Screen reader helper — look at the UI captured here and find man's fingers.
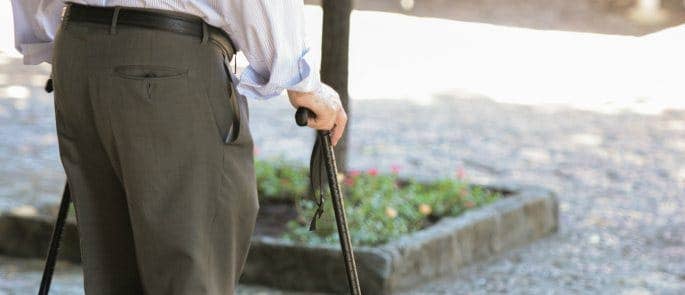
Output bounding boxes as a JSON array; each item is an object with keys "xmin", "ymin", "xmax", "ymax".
[
  {"xmin": 302, "ymin": 107, "xmax": 346, "ymax": 146},
  {"xmin": 331, "ymin": 126, "xmax": 340, "ymax": 146},
  {"xmin": 331, "ymin": 111, "xmax": 347, "ymax": 146},
  {"xmin": 307, "ymin": 117, "xmax": 319, "ymax": 129},
  {"xmin": 307, "ymin": 115, "xmax": 336, "ymax": 131}
]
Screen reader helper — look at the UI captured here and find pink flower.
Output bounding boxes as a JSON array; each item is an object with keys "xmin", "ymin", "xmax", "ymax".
[
  {"xmin": 345, "ymin": 170, "xmax": 361, "ymax": 187},
  {"xmin": 253, "ymin": 146, "xmax": 260, "ymax": 156},
  {"xmin": 348, "ymin": 170, "xmax": 361, "ymax": 178},
  {"xmin": 459, "ymin": 187, "xmax": 468, "ymax": 198},
  {"xmin": 344, "ymin": 177, "xmax": 356, "ymax": 187},
  {"xmin": 367, "ymin": 168, "xmax": 379, "ymax": 176},
  {"xmin": 391, "ymin": 164, "xmax": 401, "ymax": 174},
  {"xmin": 455, "ymin": 166, "xmax": 466, "ymax": 180}
]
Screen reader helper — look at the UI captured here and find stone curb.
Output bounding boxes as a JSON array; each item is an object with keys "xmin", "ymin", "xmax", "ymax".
[
  {"xmin": 241, "ymin": 183, "xmax": 558, "ymax": 294},
  {"xmin": 0, "ymin": 183, "xmax": 558, "ymax": 294},
  {"xmin": 0, "ymin": 213, "xmax": 80, "ymax": 263}
]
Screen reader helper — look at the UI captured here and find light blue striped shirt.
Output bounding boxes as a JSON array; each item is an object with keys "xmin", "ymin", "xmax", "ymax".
[{"xmin": 10, "ymin": 0, "xmax": 321, "ymax": 100}]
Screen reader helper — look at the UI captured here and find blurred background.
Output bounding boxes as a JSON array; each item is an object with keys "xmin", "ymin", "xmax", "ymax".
[{"xmin": 1, "ymin": 0, "xmax": 684, "ymax": 294}]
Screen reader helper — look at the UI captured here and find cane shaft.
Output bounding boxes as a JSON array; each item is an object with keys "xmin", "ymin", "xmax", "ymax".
[
  {"xmin": 38, "ymin": 182, "xmax": 71, "ymax": 295},
  {"xmin": 320, "ymin": 131, "xmax": 362, "ymax": 295}
]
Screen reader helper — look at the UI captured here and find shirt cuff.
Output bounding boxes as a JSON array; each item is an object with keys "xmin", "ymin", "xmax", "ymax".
[
  {"xmin": 19, "ymin": 42, "xmax": 54, "ymax": 65},
  {"xmin": 236, "ymin": 48, "xmax": 321, "ymax": 100}
]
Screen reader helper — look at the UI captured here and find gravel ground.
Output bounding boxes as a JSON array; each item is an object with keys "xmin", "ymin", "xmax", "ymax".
[
  {"xmin": 1, "ymin": 53, "xmax": 684, "ymax": 294},
  {"xmin": 0, "ymin": 256, "xmax": 298, "ymax": 295},
  {"xmin": 304, "ymin": 0, "xmax": 685, "ymax": 36}
]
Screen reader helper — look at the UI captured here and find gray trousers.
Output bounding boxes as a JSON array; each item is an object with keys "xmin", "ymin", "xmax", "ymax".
[{"xmin": 51, "ymin": 8, "xmax": 259, "ymax": 295}]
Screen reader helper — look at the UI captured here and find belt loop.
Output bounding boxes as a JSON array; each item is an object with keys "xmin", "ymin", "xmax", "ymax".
[
  {"xmin": 201, "ymin": 22, "xmax": 209, "ymax": 45},
  {"xmin": 110, "ymin": 6, "xmax": 122, "ymax": 35}
]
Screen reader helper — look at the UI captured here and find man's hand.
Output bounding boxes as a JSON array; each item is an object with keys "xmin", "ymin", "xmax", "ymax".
[{"xmin": 287, "ymin": 83, "xmax": 348, "ymax": 146}]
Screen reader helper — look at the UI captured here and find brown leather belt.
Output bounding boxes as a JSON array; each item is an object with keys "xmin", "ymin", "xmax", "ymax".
[{"xmin": 62, "ymin": 2, "xmax": 236, "ymax": 56}]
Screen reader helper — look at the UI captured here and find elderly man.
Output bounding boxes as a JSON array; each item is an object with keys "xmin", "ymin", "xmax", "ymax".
[{"xmin": 10, "ymin": 1, "xmax": 347, "ymax": 294}]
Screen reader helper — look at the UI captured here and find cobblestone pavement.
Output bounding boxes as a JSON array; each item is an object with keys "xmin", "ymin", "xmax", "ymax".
[
  {"xmin": 1, "ymin": 53, "xmax": 684, "ymax": 294},
  {"xmin": 0, "ymin": 256, "xmax": 298, "ymax": 295}
]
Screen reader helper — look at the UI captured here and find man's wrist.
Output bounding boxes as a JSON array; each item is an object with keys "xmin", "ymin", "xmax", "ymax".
[
  {"xmin": 287, "ymin": 82, "xmax": 323, "ymax": 104},
  {"xmin": 287, "ymin": 83, "xmax": 342, "ymax": 112}
]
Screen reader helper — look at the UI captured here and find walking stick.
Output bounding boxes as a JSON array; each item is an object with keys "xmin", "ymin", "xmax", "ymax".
[
  {"xmin": 295, "ymin": 107, "xmax": 362, "ymax": 295},
  {"xmin": 37, "ymin": 77, "xmax": 74, "ymax": 295},
  {"xmin": 38, "ymin": 182, "xmax": 71, "ymax": 295}
]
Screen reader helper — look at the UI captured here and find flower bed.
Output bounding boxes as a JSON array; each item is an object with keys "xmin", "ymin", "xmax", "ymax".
[
  {"xmin": 244, "ymin": 158, "xmax": 557, "ymax": 293},
  {"xmin": 255, "ymin": 157, "xmax": 502, "ymax": 246}
]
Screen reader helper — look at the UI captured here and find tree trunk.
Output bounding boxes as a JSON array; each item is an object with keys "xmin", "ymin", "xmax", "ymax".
[{"xmin": 321, "ymin": 0, "xmax": 352, "ymax": 173}]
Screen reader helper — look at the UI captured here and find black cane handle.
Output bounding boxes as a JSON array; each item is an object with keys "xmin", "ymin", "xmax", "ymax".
[{"xmin": 295, "ymin": 107, "xmax": 314, "ymax": 127}]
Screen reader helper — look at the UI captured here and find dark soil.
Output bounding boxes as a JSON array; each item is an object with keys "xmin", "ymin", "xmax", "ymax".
[{"xmin": 253, "ymin": 199, "xmax": 300, "ymax": 237}]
